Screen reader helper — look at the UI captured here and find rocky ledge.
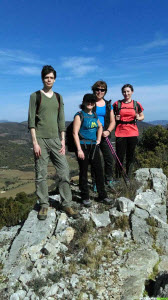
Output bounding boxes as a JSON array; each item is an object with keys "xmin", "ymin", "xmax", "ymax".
[{"xmin": 0, "ymin": 168, "xmax": 168, "ymax": 300}]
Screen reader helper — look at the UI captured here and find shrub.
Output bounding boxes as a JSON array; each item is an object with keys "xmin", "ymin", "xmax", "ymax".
[
  {"xmin": 0, "ymin": 192, "xmax": 36, "ymax": 229},
  {"xmin": 136, "ymin": 125, "xmax": 168, "ymax": 177}
]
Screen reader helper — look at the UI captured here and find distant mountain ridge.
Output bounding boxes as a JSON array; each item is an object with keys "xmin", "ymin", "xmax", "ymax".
[
  {"xmin": 0, "ymin": 120, "xmax": 10, "ymax": 123},
  {"xmin": 148, "ymin": 120, "xmax": 168, "ymax": 126},
  {"xmin": 1, "ymin": 119, "xmax": 168, "ymax": 126},
  {"xmin": 0, "ymin": 120, "xmax": 154, "ymax": 142}
]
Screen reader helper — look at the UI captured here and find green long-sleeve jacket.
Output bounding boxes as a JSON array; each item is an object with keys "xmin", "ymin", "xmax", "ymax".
[{"xmin": 28, "ymin": 91, "xmax": 66, "ymax": 138}]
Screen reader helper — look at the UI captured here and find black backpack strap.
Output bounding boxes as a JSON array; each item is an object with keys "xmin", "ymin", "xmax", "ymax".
[
  {"xmin": 106, "ymin": 99, "xmax": 112, "ymax": 110},
  {"xmin": 133, "ymin": 100, "xmax": 137, "ymax": 113},
  {"xmin": 117, "ymin": 100, "xmax": 122, "ymax": 115},
  {"xmin": 54, "ymin": 92, "xmax": 60, "ymax": 110},
  {"xmin": 78, "ymin": 111, "xmax": 84, "ymax": 126},
  {"xmin": 93, "ymin": 111, "xmax": 98, "ymax": 119},
  {"xmin": 35, "ymin": 90, "xmax": 41, "ymax": 115}
]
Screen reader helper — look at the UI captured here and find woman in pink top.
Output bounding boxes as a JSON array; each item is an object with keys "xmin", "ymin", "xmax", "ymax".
[{"xmin": 113, "ymin": 84, "xmax": 144, "ymax": 178}]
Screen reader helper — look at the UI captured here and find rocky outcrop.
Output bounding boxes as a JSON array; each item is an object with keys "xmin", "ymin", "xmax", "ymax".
[{"xmin": 0, "ymin": 168, "xmax": 167, "ymax": 300}]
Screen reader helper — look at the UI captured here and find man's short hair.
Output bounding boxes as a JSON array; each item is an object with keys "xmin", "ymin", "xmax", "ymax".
[{"xmin": 41, "ymin": 65, "xmax": 57, "ymax": 80}]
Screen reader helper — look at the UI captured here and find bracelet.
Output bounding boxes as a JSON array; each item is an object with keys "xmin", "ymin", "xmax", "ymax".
[
  {"xmin": 107, "ymin": 129, "xmax": 111, "ymax": 134},
  {"xmin": 77, "ymin": 149, "xmax": 82, "ymax": 152}
]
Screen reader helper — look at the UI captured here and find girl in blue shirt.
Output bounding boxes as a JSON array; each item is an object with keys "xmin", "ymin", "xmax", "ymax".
[{"xmin": 73, "ymin": 93, "xmax": 112, "ymax": 207}]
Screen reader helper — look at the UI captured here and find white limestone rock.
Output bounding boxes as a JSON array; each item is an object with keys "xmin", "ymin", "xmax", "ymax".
[{"xmin": 91, "ymin": 211, "xmax": 111, "ymax": 228}]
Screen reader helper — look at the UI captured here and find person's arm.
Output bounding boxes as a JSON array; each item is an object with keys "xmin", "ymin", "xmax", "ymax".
[
  {"xmin": 57, "ymin": 94, "xmax": 66, "ymax": 133},
  {"xmin": 73, "ymin": 115, "xmax": 85, "ymax": 160},
  {"xmin": 59, "ymin": 131, "xmax": 66, "ymax": 155},
  {"xmin": 102, "ymin": 109, "xmax": 116, "ymax": 137},
  {"xmin": 30, "ymin": 128, "xmax": 41, "ymax": 158},
  {"xmin": 136, "ymin": 111, "xmax": 144, "ymax": 121},
  {"xmin": 96, "ymin": 120, "xmax": 103, "ymax": 144},
  {"xmin": 28, "ymin": 93, "xmax": 41, "ymax": 158},
  {"xmin": 57, "ymin": 95, "xmax": 66, "ymax": 155},
  {"xmin": 136, "ymin": 103, "xmax": 144, "ymax": 121}
]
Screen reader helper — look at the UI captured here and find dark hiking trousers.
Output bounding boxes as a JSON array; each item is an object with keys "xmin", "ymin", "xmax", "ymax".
[
  {"xmin": 115, "ymin": 136, "xmax": 138, "ymax": 177},
  {"xmin": 91, "ymin": 137, "xmax": 113, "ymax": 183},
  {"xmin": 77, "ymin": 144, "xmax": 107, "ymax": 200}
]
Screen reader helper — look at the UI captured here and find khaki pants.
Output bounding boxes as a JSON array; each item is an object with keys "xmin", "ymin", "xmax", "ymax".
[{"xmin": 35, "ymin": 138, "xmax": 72, "ymax": 208}]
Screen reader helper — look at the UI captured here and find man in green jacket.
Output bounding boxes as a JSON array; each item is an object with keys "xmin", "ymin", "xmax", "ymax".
[{"xmin": 28, "ymin": 65, "xmax": 78, "ymax": 220}]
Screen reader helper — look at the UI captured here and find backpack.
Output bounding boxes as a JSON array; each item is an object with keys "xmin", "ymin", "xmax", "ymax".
[
  {"xmin": 117, "ymin": 100, "xmax": 138, "ymax": 114},
  {"xmin": 66, "ymin": 111, "xmax": 97, "ymax": 152},
  {"xmin": 35, "ymin": 90, "xmax": 60, "ymax": 115},
  {"xmin": 115, "ymin": 100, "xmax": 138, "ymax": 125}
]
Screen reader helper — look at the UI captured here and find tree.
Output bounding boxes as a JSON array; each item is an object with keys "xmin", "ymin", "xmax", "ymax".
[{"xmin": 136, "ymin": 126, "xmax": 168, "ymax": 176}]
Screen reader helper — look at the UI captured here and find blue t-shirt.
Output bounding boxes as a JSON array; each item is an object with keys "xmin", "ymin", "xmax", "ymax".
[
  {"xmin": 96, "ymin": 104, "xmax": 113, "ymax": 127},
  {"xmin": 74, "ymin": 111, "xmax": 98, "ymax": 144}
]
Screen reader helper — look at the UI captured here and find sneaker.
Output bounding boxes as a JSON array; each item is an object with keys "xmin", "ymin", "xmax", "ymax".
[
  {"xmin": 83, "ymin": 199, "xmax": 92, "ymax": 207},
  {"xmin": 62, "ymin": 206, "xmax": 79, "ymax": 219},
  {"xmin": 38, "ymin": 207, "xmax": 48, "ymax": 220},
  {"xmin": 92, "ymin": 183, "xmax": 97, "ymax": 192}
]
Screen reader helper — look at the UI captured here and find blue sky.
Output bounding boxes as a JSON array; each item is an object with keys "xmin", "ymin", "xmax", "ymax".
[{"xmin": 1, "ymin": 0, "xmax": 168, "ymax": 122}]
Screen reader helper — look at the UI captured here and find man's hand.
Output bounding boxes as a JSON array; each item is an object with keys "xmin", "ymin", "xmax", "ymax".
[
  {"xmin": 59, "ymin": 139, "xmax": 65, "ymax": 155},
  {"xmin": 33, "ymin": 143, "xmax": 41, "ymax": 158}
]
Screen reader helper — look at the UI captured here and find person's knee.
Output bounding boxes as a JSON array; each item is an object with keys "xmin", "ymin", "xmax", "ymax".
[
  {"xmin": 35, "ymin": 165, "xmax": 48, "ymax": 180},
  {"xmin": 56, "ymin": 173, "xmax": 70, "ymax": 183}
]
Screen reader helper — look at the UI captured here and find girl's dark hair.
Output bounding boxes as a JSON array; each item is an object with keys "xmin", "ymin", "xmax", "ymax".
[
  {"xmin": 79, "ymin": 93, "xmax": 96, "ymax": 110},
  {"xmin": 41, "ymin": 65, "xmax": 56, "ymax": 80},
  {"xmin": 79, "ymin": 103, "xmax": 86, "ymax": 110},
  {"xmin": 121, "ymin": 84, "xmax": 134, "ymax": 93},
  {"xmin": 91, "ymin": 80, "xmax": 107, "ymax": 94}
]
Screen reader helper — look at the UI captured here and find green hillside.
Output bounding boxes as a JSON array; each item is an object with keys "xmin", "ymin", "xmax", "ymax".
[{"xmin": 0, "ymin": 140, "xmax": 33, "ymax": 169}]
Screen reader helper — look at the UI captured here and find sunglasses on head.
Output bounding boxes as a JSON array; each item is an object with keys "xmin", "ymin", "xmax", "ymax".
[{"xmin": 95, "ymin": 88, "xmax": 106, "ymax": 92}]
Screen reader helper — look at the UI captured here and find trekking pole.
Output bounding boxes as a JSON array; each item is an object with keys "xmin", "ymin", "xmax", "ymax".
[{"xmin": 105, "ymin": 137, "xmax": 130, "ymax": 187}]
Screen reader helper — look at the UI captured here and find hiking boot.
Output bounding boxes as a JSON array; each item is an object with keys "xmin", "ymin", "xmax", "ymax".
[
  {"xmin": 62, "ymin": 206, "xmax": 79, "ymax": 219},
  {"xmin": 38, "ymin": 207, "xmax": 48, "ymax": 220},
  {"xmin": 83, "ymin": 199, "xmax": 92, "ymax": 207},
  {"xmin": 92, "ymin": 183, "xmax": 97, "ymax": 192}
]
